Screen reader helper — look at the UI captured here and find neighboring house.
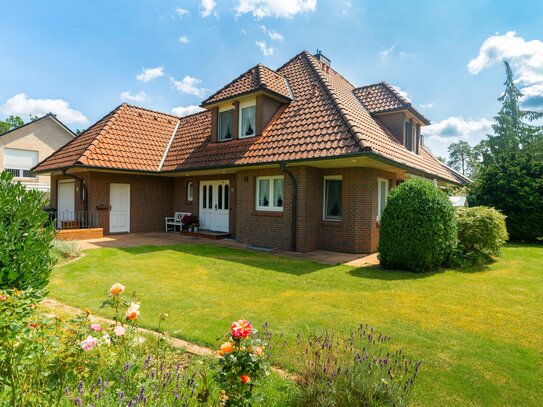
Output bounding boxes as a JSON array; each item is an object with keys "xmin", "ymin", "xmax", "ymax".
[
  {"xmin": 1, "ymin": 113, "xmax": 75, "ymax": 195},
  {"xmin": 450, "ymin": 196, "xmax": 469, "ymax": 207},
  {"xmin": 33, "ymin": 51, "xmax": 467, "ymax": 253}
]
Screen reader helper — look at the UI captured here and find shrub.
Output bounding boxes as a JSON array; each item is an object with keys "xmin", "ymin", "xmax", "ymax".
[
  {"xmin": 378, "ymin": 178, "xmax": 457, "ymax": 272},
  {"xmin": 51, "ymin": 240, "xmax": 83, "ymax": 263},
  {"xmin": 455, "ymin": 206, "xmax": 508, "ymax": 264},
  {"xmin": 0, "ymin": 171, "xmax": 55, "ymax": 290}
]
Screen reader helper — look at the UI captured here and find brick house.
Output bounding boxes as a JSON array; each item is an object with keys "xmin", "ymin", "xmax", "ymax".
[{"xmin": 33, "ymin": 51, "xmax": 467, "ymax": 253}]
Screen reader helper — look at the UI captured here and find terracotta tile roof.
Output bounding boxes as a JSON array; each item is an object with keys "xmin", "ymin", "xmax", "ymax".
[
  {"xmin": 353, "ymin": 82, "xmax": 430, "ymax": 124},
  {"xmin": 34, "ymin": 51, "xmax": 462, "ymax": 184},
  {"xmin": 33, "ymin": 104, "xmax": 179, "ymax": 172},
  {"xmin": 201, "ymin": 64, "xmax": 292, "ymax": 106}
]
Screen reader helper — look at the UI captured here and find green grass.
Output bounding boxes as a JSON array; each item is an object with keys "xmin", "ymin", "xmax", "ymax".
[{"xmin": 48, "ymin": 243, "xmax": 543, "ymax": 406}]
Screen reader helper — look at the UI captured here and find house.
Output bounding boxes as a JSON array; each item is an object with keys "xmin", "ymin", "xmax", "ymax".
[
  {"xmin": 1, "ymin": 113, "xmax": 75, "ymax": 197},
  {"xmin": 33, "ymin": 51, "xmax": 467, "ymax": 253}
]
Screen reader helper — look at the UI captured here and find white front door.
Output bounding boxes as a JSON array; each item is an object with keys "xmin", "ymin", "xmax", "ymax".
[
  {"xmin": 110, "ymin": 183, "xmax": 130, "ymax": 233},
  {"xmin": 57, "ymin": 180, "xmax": 75, "ymax": 227},
  {"xmin": 200, "ymin": 180, "xmax": 230, "ymax": 233}
]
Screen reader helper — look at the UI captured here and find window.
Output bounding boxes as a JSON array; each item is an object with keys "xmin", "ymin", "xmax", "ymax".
[
  {"xmin": 3, "ymin": 148, "xmax": 38, "ymax": 179},
  {"xmin": 218, "ymin": 110, "xmax": 233, "ymax": 141},
  {"xmin": 240, "ymin": 105, "xmax": 256, "ymax": 138},
  {"xmin": 187, "ymin": 181, "xmax": 193, "ymax": 201},
  {"xmin": 256, "ymin": 176, "xmax": 284, "ymax": 211},
  {"xmin": 377, "ymin": 178, "xmax": 390, "ymax": 220},
  {"xmin": 405, "ymin": 121, "xmax": 413, "ymax": 151},
  {"xmin": 323, "ymin": 176, "xmax": 342, "ymax": 220},
  {"xmin": 202, "ymin": 185, "xmax": 207, "ymax": 209}
]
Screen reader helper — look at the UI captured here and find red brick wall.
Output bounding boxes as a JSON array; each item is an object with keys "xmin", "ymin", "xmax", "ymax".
[
  {"xmin": 50, "ymin": 166, "xmax": 398, "ymax": 253},
  {"xmin": 235, "ymin": 168, "xmax": 293, "ymax": 250}
]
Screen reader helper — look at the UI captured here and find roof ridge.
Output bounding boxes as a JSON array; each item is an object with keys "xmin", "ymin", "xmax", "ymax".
[
  {"xmin": 201, "ymin": 63, "xmax": 260, "ymax": 106},
  {"xmin": 78, "ymin": 104, "xmax": 125, "ymax": 165},
  {"xmin": 302, "ymin": 52, "xmax": 370, "ymax": 151},
  {"xmin": 123, "ymin": 103, "xmax": 180, "ymax": 119}
]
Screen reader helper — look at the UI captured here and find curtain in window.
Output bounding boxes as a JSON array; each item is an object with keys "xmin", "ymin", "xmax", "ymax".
[
  {"xmin": 273, "ymin": 178, "xmax": 284, "ymax": 207},
  {"xmin": 379, "ymin": 181, "xmax": 387, "ymax": 215},
  {"xmin": 259, "ymin": 179, "xmax": 270, "ymax": 207},
  {"xmin": 241, "ymin": 106, "xmax": 256, "ymax": 137},
  {"xmin": 219, "ymin": 110, "xmax": 233, "ymax": 141},
  {"xmin": 325, "ymin": 180, "xmax": 342, "ymax": 218}
]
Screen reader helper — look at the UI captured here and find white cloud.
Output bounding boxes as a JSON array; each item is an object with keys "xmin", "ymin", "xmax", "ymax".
[
  {"xmin": 342, "ymin": 1, "xmax": 353, "ymax": 16},
  {"xmin": 236, "ymin": 0, "xmax": 317, "ymax": 18},
  {"xmin": 391, "ymin": 85, "xmax": 411, "ymax": 102},
  {"xmin": 423, "ymin": 117, "xmax": 493, "ymax": 156},
  {"xmin": 521, "ymin": 83, "xmax": 543, "ymax": 111},
  {"xmin": 0, "ymin": 93, "xmax": 88, "ymax": 124},
  {"xmin": 120, "ymin": 91, "xmax": 147, "ymax": 103},
  {"xmin": 255, "ymin": 40, "xmax": 274, "ymax": 57},
  {"xmin": 468, "ymin": 31, "xmax": 543, "ymax": 110},
  {"xmin": 200, "ymin": 0, "xmax": 216, "ymax": 17},
  {"xmin": 259, "ymin": 25, "xmax": 284, "ymax": 41},
  {"xmin": 172, "ymin": 105, "xmax": 205, "ymax": 117},
  {"xmin": 380, "ymin": 43, "xmax": 397, "ymax": 59},
  {"xmin": 418, "ymin": 103, "xmax": 434, "ymax": 109},
  {"xmin": 170, "ymin": 75, "xmax": 208, "ymax": 97},
  {"xmin": 175, "ymin": 7, "xmax": 189, "ymax": 16},
  {"xmin": 179, "ymin": 35, "xmax": 190, "ymax": 44},
  {"xmin": 136, "ymin": 67, "xmax": 164, "ymax": 83}
]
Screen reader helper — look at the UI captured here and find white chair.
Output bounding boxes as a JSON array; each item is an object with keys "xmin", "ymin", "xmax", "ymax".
[{"xmin": 165, "ymin": 212, "xmax": 191, "ymax": 232}]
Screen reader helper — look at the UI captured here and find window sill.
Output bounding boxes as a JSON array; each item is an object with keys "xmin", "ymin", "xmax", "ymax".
[{"xmin": 253, "ymin": 210, "xmax": 283, "ymax": 217}]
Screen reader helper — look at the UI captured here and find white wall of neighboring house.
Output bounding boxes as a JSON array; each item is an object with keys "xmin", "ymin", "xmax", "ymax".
[{"xmin": 0, "ymin": 116, "xmax": 74, "ymax": 196}]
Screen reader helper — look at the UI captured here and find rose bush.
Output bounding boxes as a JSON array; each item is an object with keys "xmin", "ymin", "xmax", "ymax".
[{"xmin": 215, "ymin": 319, "xmax": 270, "ymax": 406}]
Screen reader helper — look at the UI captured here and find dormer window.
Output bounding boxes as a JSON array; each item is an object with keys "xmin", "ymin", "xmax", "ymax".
[
  {"xmin": 239, "ymin": 99, "xmax": 256, "ymax": 138},
  {"xmin": 218, "ymin": 109, "xmax": 233, "ymax": 142}
]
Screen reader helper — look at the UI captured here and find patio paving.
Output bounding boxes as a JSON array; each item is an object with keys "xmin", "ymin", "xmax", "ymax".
[{"xmin": 76, "ymin": 232, "xmax": 379, "ymax": 266}]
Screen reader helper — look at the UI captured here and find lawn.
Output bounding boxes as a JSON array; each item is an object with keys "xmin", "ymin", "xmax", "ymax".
[{"xmin": 48, "ymin": 243, "xmax": 543, "ymax": 406}]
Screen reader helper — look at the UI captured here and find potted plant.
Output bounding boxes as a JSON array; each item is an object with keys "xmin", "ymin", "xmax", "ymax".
[{"xmin": 182, "ymin": 214, "xmax": 198, "ymax": 233}]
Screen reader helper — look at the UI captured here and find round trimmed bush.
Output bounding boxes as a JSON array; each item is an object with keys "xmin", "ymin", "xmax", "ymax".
[
  {"xmin": 378, "ymin": 178, "xmax": 457, "ymax": 272},
  {"xmin": 455, "ymin": 206, "xmax": 508, "ymax": 262}
]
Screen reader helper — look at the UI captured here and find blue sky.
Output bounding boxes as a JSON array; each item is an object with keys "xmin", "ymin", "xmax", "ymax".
[{"xmin": 1, "ymin": 0, "xmax": 542, "ymax": 157}]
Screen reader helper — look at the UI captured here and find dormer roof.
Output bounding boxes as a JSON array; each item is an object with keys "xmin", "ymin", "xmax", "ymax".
[
  {"xmin": 201, "ymin": 63, "xmax": 292, "ymax": 107},
  {"xmin": 353, "ymin": 82, "xmax": 430, "ymax": 125}
]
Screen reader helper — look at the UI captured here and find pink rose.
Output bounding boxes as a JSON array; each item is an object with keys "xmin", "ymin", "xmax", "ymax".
[
  {"xmin": 81, "ymin": 336, "xmax": 97, "ymax": 351},
  {"xmin": 114, "ymin": 325, "xmax": 126, "ymax": 336},
  {"xmin": 90, "ymin": 323, "xmax": 103, "ymax": 332},
  {"xmin": 0, "ymin": 295, "xmax": 6, "ymax": 301}
]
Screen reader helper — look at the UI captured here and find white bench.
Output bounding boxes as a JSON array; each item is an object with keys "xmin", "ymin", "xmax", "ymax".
[{"xmin": 165, "ymin": 212, "xmax": 191, "ymax": 232}]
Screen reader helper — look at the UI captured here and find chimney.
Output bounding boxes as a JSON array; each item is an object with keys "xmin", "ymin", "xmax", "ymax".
[{"xmin": 314, "ymin": 49, "xmax": 331, "ymax": 67}]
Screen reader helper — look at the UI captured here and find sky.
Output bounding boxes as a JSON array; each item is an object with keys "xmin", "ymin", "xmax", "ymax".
[{"xmin": 1, "ymin": 0, "xmax": 542, "ymax": 158}]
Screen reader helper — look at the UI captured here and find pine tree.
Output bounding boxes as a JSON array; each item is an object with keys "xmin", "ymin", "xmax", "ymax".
[
  {"xmin": 485, "ymin": 61, "xmax": 543, "ymax": 163},
  {"xmin": 447, "ymin": 141, "xmax": 474, "ymax": 175}
]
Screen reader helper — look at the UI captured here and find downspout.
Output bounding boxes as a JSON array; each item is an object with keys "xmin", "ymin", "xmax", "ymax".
[
  {"xmin": 61, "ymin": 170, "xmax": 88, "ymax": 212},
  {"xmin": 280, "ymin": 162, "xmax": 297, "ymax": 252}
]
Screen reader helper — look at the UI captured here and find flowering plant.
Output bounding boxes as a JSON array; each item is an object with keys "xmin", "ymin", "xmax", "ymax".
[
  {"xmin": 215, "ymin": 319, "xmax": 269, "ymax": 406},
  {"xmin": 181, "ymin": 214, "xmax": 198, "ymax": 227}
]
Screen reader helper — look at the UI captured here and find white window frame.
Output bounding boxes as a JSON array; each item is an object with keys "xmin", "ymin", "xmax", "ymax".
[
  {"xmin": 323, "ymin": 175, "xmax": 342, "ymax": 221},
  {"xmin": 218, "ymin": 106, "xmax": 234, "ymax": 142},
  {"xmin": 377, "ymin": 178, "xmax": 390, "ymax": 220},
  {"xmin": 238, "ymin": 98, "xmax": 256, "ymax": 139},
  {"xmin": 3, "ymin": 148, "xmax": 39, "ymax": 179},
  {"xmin": 187, "ymin": 181, "xmax": 193, "ymax": 201},
  {"xmin": 255, "ymin": 175, "xmax": 284, "ymax": 212}
]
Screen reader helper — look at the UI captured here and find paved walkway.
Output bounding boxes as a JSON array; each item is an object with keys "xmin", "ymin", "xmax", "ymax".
[{"xmin": 76, "ymin": 232, "xmax": 379, "ymax": 266}]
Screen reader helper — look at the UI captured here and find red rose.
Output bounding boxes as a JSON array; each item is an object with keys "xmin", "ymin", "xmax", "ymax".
[
  {"xmin": 240, "ymin": 375, "xmax": 251, "ymax": 384},
  {"xmin": 231, "ymin": 320, "xmax": 252, "ymax": 339}
]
